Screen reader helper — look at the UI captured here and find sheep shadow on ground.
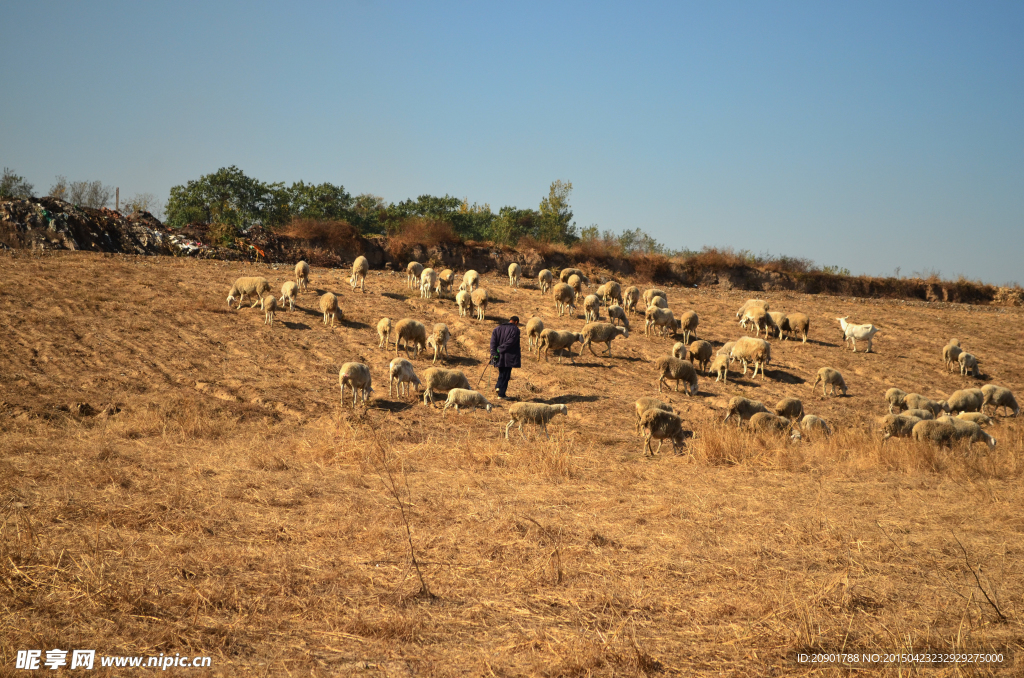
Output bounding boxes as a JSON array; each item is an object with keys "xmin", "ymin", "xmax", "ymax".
[
  {"xmin": 542, "ymin": 394, "xmax": 601, "ymax": 404},
  {"xmin": 381, "ymin": 292, "xmax": 409, "ymax": 300},
  {"xmin": 445, "ymin": 355, "xmax": 481, "ymax": 367},
  {"xmin": 281, "ymin": 321, "xmax": 311, "ymax": 330},
  {"xmin": 768, "ymin": 369, "xmax": 804, "ymax": 384},
  {"xmin": 573, "ymin": 361, "xmax": 614, "ymax": 369},
  {"xmin": 371, "ymin": 400, "xmax": 415, "ymax": 413},
  {"xmin": 339, "ymin": 319, "xmax": 371, "ymax": 330}
]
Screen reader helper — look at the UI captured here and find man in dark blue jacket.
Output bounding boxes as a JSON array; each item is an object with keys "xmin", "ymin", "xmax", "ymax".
[{"xmin": 489, "ymin": 315, "xmax": 521, "ymax": 400}]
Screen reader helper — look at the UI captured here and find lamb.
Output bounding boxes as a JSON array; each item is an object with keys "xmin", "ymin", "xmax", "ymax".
[
  {"xmin": 227, "ymin": 276, "xmax": 271, "ymax": 309},
  {"xmin": 678, "ymin": 311, "xmax": 698, "ymax": 344},
  {"xmin": 567, "ymin": 274, "xmax": 585, "ymax": 301},
  {"xmin": 427, "ymin": 323, "xmax": 450, "ymax": 364},
  {"xmin": 581, "ymin": 322, "xmax": 629, "ymax": 357},
  {"xmin": 644, "ymin": 307, "xmax": 677, "ymax": 337},
  {"xmin": 260, "ymin": 295, "xmax": 277, "ymax": 326},
  {"xmin": 647, "ymin": 295, "xmax": 669, "ymax": 310},
  {"xmin": 460, "ymin": 270, "xmax": 480, "ymax": 293},
  {"xmin": 728, "ymin": 336, "xmax": 771, "ymax": 380},
  {"xmin": 339, "ymin": 362, "xmax": 373, "ymax": 407},
  {"xmin": 881, "ymin": 414, "xmax": 923, "ymax": 441},
  {"xmin": 606, "ymin": 305, "xmax": 630, "ymax": 330},
  {"xmin": 280, "ymin": 280, "xmax": 298, "ymax": 311},
  {"xmin": 639, "ymin": 408, "xmax": 689, "ymax": 455},
  {"xmin": 552, "ymin": 283, "xmax": 577, "ymax": 317},
  {"xmin": 957, "ymin": 412, "xmax": 994, "ymax": 427},
  {"xmin": 539, "ymin": 329, "xmax": 584, "ymax": 364},
  {"xmin": 944, "ymin": 388, "xmax": 984, "ymax": 414},
  {"xmin": 406, "ymin": 261, "xmax": 424, "ymax": 290},
  {"xmin": 377, "ymin": 317, "xmax": 393, "ymax": 349},
  {"xmin": 885, "ymin": 388, "xmax": 908, "ymax": 413},
  {"xmin": 799, "ymin": 415, "xmax": 832, "ymax": 438},
  {"xmin": 836, "ymin": 316, "xmax": 879, "ymax": 352},
  {"xmin": 740, "ymin": 306, "xmax": 773, "ymax": 337},
  {"xmin": 350, "ymin": 255, "xmax": 369, "ymax": 293},
  {"xmin": 295, "ymin": 261, "xmax": 310, "ymax": 292},
  {"xmin": 319, "ymin": 292, "xmax": 342, "ymax": 327},
  {"xmin": 596, "ymin": 281, "xmax": 622, "ymax": 306},
  {"xmin": 537, "ymin": 269, "xmax": 553, "ymax": 294},
  {"xmin": 388, "ymin": 358, "xmax": 421, "ymax": 398},
  {"xmin": 654, "ymin": 356, "xmax": 699, "ymax": 395},
  {"xmin": 688, "ymin": 340, "xmax": 713, "ymax": 372},
  {"xmin": 634, "ymin": 397, "xmax": 674, "ymax": 435},
  {"xmin": 774, "ymin": 397, "xmax": 804, "ymax": 421},
  {"xmin": 559, "ymin": 268, "xmax": 588, "ymax": 284},
  {"xmin": 810, "ymin": 367, "xmax": 847, "ymax": 396},
  {"xmin": 750, "ymin": 412, "xmax": 795, "ymax": 436},
  {"xmin": 456, "ymin": 289, "xmax": 472, "ymax": 317},
  {"xmin": 505, "ymin": 402, "xmax": 568, "ymax": 439},
  {"xmin": 710, "ymin": 354, "xmax": 730, "ymax": 383},
  {"xmin": 525, "ymin": 317, "xmax": 545, "ymax": 356},
  {"xmin": 420, "ymin": 267, "xmax": 437, "ymax": 299},
  {"xmin": 582, "ymin": 294, "xmax": 601, "ymax": 323},
  {"xmin": 781, "ymin": 312, "xmax": 810, "ymax": 342},
  {"xmin": 911, "ymin": 419, "xmax": 957, "ymax": 447},
  {"xmin": 958, "ymin": 352, "xmax": 980, "ymax": 377},
  {"xmin": 735, "ymin": 299, "xmax": 768, "ymax": 320},
  {"xmin": 643, "ymin": 288, "xmax": 667, "ymax": 306},
  {"xmin": 471, "ymin": 288, "xmax": 489, "ymax": 321},
  {"xmin": 422, "ymin": 367, "xmax": 472, "ymax": 406},
  {"xmin": 508, "ymin": 262, "xmax": 522, "ymax": 288},
  {"xmin": 903, "ymin": 394, "xmax": 947, "ymax": 416},
  {"xmin": 623, "ymin": 286, "xmax": 640, "ymax": 315},
  {"xmin": 394, "ymin": 318, "xmax": 428, "ymax": 358},
  {"xmin": 981, "ymin": 384, "xmax": 1020, "ymax": 417},
  {"xmin": 671, "ymin": 342, "xmax": 687, "ymax": 360},
  {"xmin": 442, "ymin": 389, "xmax": 494, "ymax": 417},
  {"xmin": 723, "ymin": 397, "xmax": 769, "ymax": 426},
  {"xmin": 904, "ymin": 409, "xmax": 935, "ymax": 420},
  {"xmin": 943, "ymin": 339, "xmax": 962, "ymax": 372},
  {"xmin": 435, "ymin": 269, "xmax": 455, "ymax": 297}
]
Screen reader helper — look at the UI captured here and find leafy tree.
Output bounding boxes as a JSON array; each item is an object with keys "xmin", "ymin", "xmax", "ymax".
[
  {"xmin": 121, "ymin": 192, "xmax": 164, "ymax": 218},
  {"xmin": 164, "ymin": 166, "xmax": 289, "ymax": 233},
  {"xmin": 287, "ymin": 181, "xmax": 353, "ymax": 221},
  {"xmin": 538, "ymin": 180, "xmax": 577, "ymax": 243},
  {"xmin": 0, "ymin": 168, "xmax": 35, "ymax": 199},
  {"xmin": 493, "ymin": 206, "xmax": 542, "ymax": 244}
]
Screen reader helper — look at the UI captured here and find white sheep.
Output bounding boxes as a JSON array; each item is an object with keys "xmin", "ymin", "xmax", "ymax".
[
  {"xmin": 525, "ymin": 317, "xmax": 545, "ymax": 356},
  {"xmin": 422, "ymin": 367, "xmax": 471, "ymax": 407},
  {"xmin": 227, "ymin": 276, "xmax": 271, "ymax": 309},
  {"xmin": 471, "ymin": 288, "xmax": 489, "ymax": 321},
  {"xmin": 460, "ymin": 270, "xmax": 480, "ymax": 293},
  {"xmin": 456, "ymin": 289, "xmax": 472, "ymax": 317},
  {"xmin": 710, "ymin": 354, "xmax": 730, "ymax": 383},
  {"xmin": 678, "ymin": 310, "xmax": 698, "ymax": 344},
  {"xmin": 539, "ymin": 329, "xmax": 584, "ymax": 364},
  {"xmin": 799, "ymin": 415, "xmax": 832, "ymax": 439},
  {"xmin": 903, "ymin": 393, "xmax": 947, "ymax": 416},
  {"xmin": 728, "ymin": 337, "xmax": 771, "ymax": 380},
  {"xmin": 654, "ymin": 356, "xmax": 698, "ymax": 395},
  {"xmin": 259, "ymin": 295, "xmax": 277, "ymax": 327},
  {"xmin": 774, "ymin": 397, "xmax": 804, "ymax": 421},
  {"xmin": 280, "ymin": 280, "xmax": 298, "ymax": 311},
  {"xmin": 810, "ymin": 367, "xmax": 847, "ymax": 396},
  {"xmin": 634, "ymin": 397, "xmax": 674, "ymax": 436},
  {"xmin": 958, "ymin": 352, "xmax": 980, "ymax": 377},
  {"xmin": 552, "ymin": 283, "xmax": 577, "ymax": 317},
  {"xmin": 508, "ymin": 262, "xmax": 522, "ymax": 288},
  {"xmin": 688, "ymin": 340, "xmax": 713, "ymax": 373},
  {"xmin": 596, "ymin": 281, "xmax": 622, "ymax": 306},
  {"xmin": 581, "ymin": 322, "xmax": 628, "ymax": 357},
  {"xmin": 559, "ymin": 268, "xmax": 588, "ymax": 284},
  {"xmin": 943, "ymin": 339, "xmax": 962, "ymax": 373},
  {"xmin": 319, "ymin": 292, "xmax": 342, "ymax": 327},
  {"xmin": 723, "ymin": 397, "xmax": 768, "ymax": 426},
  {"xmin": 377, "ymin": 317, "xmax": 393, "ymax": 349},
  {"xmin": 767, "ymin": 312, "xmax": 786, "ymax": 339},
  {"xmin": 836, "ymin": 316, "xmax": 879, "ymax": 352},
  {"xmin": 442, "ymin": 389, "xmax": 494, "ymax": 417},
  {"xmin": 981, "ymin": 385, "xmax": 1019, "ymax": 417},
  {"xmin": 567, "ymin": 274, "xmax": 585, "ymax": 302},
  {"xmin": 944, "ymin": 388, "xmax": 984, "ymax": 414},
  {"xmin": 881, "ymin": 414, "xmax": 922, "ymax": 441},
  {"xmin": 643, "ymin": 288, "xmax": 667, "ymax": 306},
  {"xmin": 427, "ymin": 323, "xmax": 450, "ymax": 364},
  {"xmin": 394, "ymin": 318, "xmax": 428, "ymax": 358},
  {"xmin": 623, "ymin": 286, "xmax": 640, "ymax": 315},
  {"xmin": 957, "ymin": 412, "xmax": 994, "ymax": 427},
  {"xmin": 583, "ymin": 294, "xmax": 602, "ymax": 323},
  {"xmin": 647, "ymin": 295, "xmax": 669, "ymax": 310},
  {"xmin": 606, "ymin": 304, "xmax": 630, "ymax": 331},
  {"xmin": 350, "ymin": 255, "xmax": 369, "ymax": 293},
  {"xmin": 644, "ymin": 307, "xmax": 676, "ymax": 337},
  {"xmin": 735, "ymin": 299, "xmax": 769, "ymax": 320},
  {"xmin": 435, "ymin": 269, "xmax": 455, "ymax": 297},
  {"xmin": 339, "ymin": 362, "xmax": 373, "ymax": 407},
  {"xmin": 885, "ymin": 388, "xmax": 908, "ymax": 413},
  {"xmin": 904, "ymin": 408, "xmax": 935, "ymax": 420},
  {"xmin": 639, "ymin": 408, "xmax": 689, "ymax": 455},
  {"xmin": 910, "ymin": 419, "xmax": 956, "ymax": 447},
  {"xmin": 406, "ymin": 261, "xmax": 424, "ymax": 290},
  {"xmin": 295, "ymin": 261, "xmax": 310, "ymax": 292},
  {"xmin": 781, "ymin": 312, "xmax": 810, "ymax": 343},
  {"xmin": 750, "ymin": 412, "xmax": 795, "ymax": 436},
  {"xmin": 671, "ymin": 341, "xmax": 687, "ymax": 360},
  {"xmin": 717, "ymin": 341, "xmax": 737, "ymax": 357},
  {"xmin": 537, "ymin": 269, "xmax": 553, "ymax": 294},
  {"xmin": 930, "ymin": 417, "xmax": 997, "ymax": 449},
  {"xmin": 505, "ymin": 402, "xmax": 568, "ymax": 439},
  {"xmin": 420, "ymin": 267, "xmax": 437, "ymax": 299},
  {"xmin": 388, "ymin": 358, "xmax": 421, "ymax": 398},
  {"xmin": 740, "ymin": 306, "xmax": 773, "ymax": 337}
]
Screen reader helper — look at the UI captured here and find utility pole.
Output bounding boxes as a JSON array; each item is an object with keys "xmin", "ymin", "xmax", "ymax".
[{"xmin": 115, "ymin": 187, "xmax": 119, "ymax": 211}]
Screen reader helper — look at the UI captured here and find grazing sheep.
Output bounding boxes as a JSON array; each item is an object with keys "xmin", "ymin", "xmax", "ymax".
[
  {"xmin": 882, "ymin": 414, "xmax": 923, "ymax": 441},
  {"xmin": 750, "ymin": 412, "xmax": 795, "ymax": 436},
  {"xmin": 958, "ymin": 352, "xmax": 980, "ymax": 377},
  {"xmin": 319, "ymin": 292, "xmax": 341, "ymax": 327},
  {"xmin": 295, "ymin": 261, "xmax": 310, "ymax": 292},
  {"xmin": 836, "ymin": 316, "xmax": 879, "ymax": 352},
  {"xmin": 799, "ymin": 415, "xmax": 832, "ymax": 439},
  {"xmin": 717, "ymin": 341, "xmax": 737, "ymax": 357},
  {"xmin": 781, "ymin": 312, "xmax": 810, "ymax": 343},
  {"xmin": 597, "ymin": 281, "xmax": 623, "ymax": 306},
  {"xmin": 406, "ymin": 261, "xmax": 424, "ymax": 290},
  {"xmin": 647, "ymin": 295, "xmax": 669, "ymax": 310},
  {"xmin": 460, "ymin": 270, "xmax": 480, "ymax": 293},
  {"xmin": 623, "ymin": 286, "xmax": 640, "ymax": 315},
  {"xmin": 581, "ymin": 322, "xmax": 629, "ymax": 357},
  {"xmin": 420, "ymin": 267, "xmax": 437, "ymax": 299},
  {"xmin": 903, "ymin": 393, "xmax": 947, "ymax": 416},
  {"xmin": 435, "ymin": 269, "xmax": 455, "ymax": 297},
  {"xmin": 688, "ymin": 340, "xmax": 713, "ymax": 372},
  {"xmin": 640, "ymin": 408, "xmax": 689, "ymax": 455},
  {"xmin": 553, "ymin": 283, "xmax": 577, "ymax": 317},
  {"xmin": 456, "ymin": 289, "xmax": 472, "ymax": 317},
  {"xmin": 394, "ymin": 318, "xmax": 428, "ymax": 358},
  {"xmin": 911, "ymin": 419, "xmax": 957, "ymax": 447},
  {"xmin": 471, "ymin": 288, "xmax": 489, "ymax": 321},
  {"xmin": 671, "ymin": 342, "xmax": 687, "ymax": 360},
  {"xmin": 936, "ymin": 416, "xmax": 997, "ymax": 449},
  {"xmin": 559, "ymin": 268, "xmax": 588, "ymax": 284},
  {"xmin": 735, "ymin": 299, "xmax": 769, "ymax": 321},
  {"xmin": 904, "ymin": 409, "xmax": 935, "ymax": 421},
  {"xmin": 280, "ymin": 280, "xmax": 298, "ymax": 311},
  {"xmin": 606, "ymin": 305, "xmax": 630, "ymax": 331},
  {"xmin": 643, "ymin": 288, "xmax": 667, "ymax": 306},
  {"xmin": 943, "ymin": 339, "xmax": 962, "ymax": 373},
  {"xmin": 539, "ymin": 329, "xmax": 584, "ymax": 364},
  {"xmin": 537, "ymin": 269, "xmax": 553, "ymax": 294},
  {"xmin": 339, "ymin": 362, "xmax": 373, "ymax": 407},
  {"xmin": 350, "ymin": 256, "xmax": 369, "ymax": 293},
  {"xmin": 810, "ymin": 367, "xmax": 847, "ymax": 396},
  {"xmin": 442, "ymin": 388, "xmax": 494, "ymax": 417},
  {"xmin": 422, "ymin": 367, "xmax": 472, "ymax": 407},
  {"xmin": 678, "ymin": 311, "xmax": 698, "ymax": 344},
  {"xmin": 885, "ymin": 388, "xmax": 908, "ymax": 413},
  {"xmin": 767, "ymin": 312, "xmax": 787, "ymax": 339},
  {"xmin": 227, "ymin": 276, "xmax": 272, "ymax": 309},
  {"xmin": 583, "ymin": 294, "xmax": 602, "ymax": 323},
  {"xmin": 567, "ymin": 274, "xmax": 585, "ymax": 301},
  {"xmin": 427, "ymin": 323, "xmax": 450, "ymax": 364},
  {"xmin": 723, "ymin": 397, "xmax": 769, "ymax": 426},
  {"xmin": 507, "ymin": 262, "xmax": 521, "ymax": 288},
  {"xmin": 654, "ymin": 356, "xmax": 699, "ymax": 395},
  {"xmin": 645, "ymin": 307, "xmax": 677, "ymax": 337},
  {"xmin": 260, "ymin": 295, "xmax": 277, "ymax": 327},
  {"xmin": 525, "ymin": 317, "xmax": 545, "ymax": 356},
  {"xmin": 981, "ymin": 384, "xmax": 1020, "ymax": 417},
  {"xmin": 729, "ymin": 336, "xmax": 772, "ymax": 380},
  {"xmin": 958, "ymin": 412, "xmax": 994, "ymax": 427},
  {"xmin": 505, "ymin": 402, "xmax": 568, "ymax": 439},
  {"xmin": 774, "ymin": 397, "xmax": 804, "ymax": 421},
  {"xmin": 388, "ymin": 358, "xmax": 421, "ymax": 398},
  {"xmin": 740, "ymin": 306, "xmax": 773, "ymax": 337},
  {"xmin": 377, "ymin": 317, "xmax": 393, "ymax": 349},
  {"xmin": 634, "ymin": 397, "xmax": 674, "ymax": 435},
  {"xmin": 710, "ymin": 354, "xmax": 730, "ymax": 383},
  {"xmin": 944, "ymin": 388, "xmax": 984, "ymax": 414}
]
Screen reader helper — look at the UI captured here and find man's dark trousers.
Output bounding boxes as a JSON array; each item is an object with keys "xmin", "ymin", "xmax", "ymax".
[{"xmin": 490, "ymin": 322, "xmax": 522, "ymax": 398}]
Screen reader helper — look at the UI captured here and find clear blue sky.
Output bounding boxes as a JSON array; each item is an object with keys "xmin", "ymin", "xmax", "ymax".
[{"xmin": 2, "ymin": 1, "xmax": 1021, "ymax": 284}]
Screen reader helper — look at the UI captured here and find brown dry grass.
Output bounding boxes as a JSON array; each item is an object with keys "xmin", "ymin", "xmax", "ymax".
[{"xmin": 2, "ymin": 251, "xmax": 1024, "ymax": 676}]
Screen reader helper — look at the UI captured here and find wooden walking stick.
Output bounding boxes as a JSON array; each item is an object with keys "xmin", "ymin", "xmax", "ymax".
[{"xmin": 475, "ymin": 359, "xmax": 492, "ymax": 389}]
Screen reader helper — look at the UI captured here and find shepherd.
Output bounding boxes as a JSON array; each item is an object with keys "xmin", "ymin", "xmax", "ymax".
[{"xmin": 490, "ymin": 315, "xmax": 521, "ymax": 400}]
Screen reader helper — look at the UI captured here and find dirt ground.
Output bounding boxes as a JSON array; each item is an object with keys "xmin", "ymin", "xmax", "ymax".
[{"xmin": 2, "ymin": 251, "xmax": 1023, "ymax": 676}]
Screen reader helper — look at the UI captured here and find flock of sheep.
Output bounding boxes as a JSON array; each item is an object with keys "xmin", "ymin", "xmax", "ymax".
[{"xmin": 225, "ymin": 258, "xmax": 1019, "ymax": 452}]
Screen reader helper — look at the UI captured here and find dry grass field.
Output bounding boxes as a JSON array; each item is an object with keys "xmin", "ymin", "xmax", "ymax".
[{"xmin": 2, "ymin": 251, "xmax": 1023, "ymax": 676}]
